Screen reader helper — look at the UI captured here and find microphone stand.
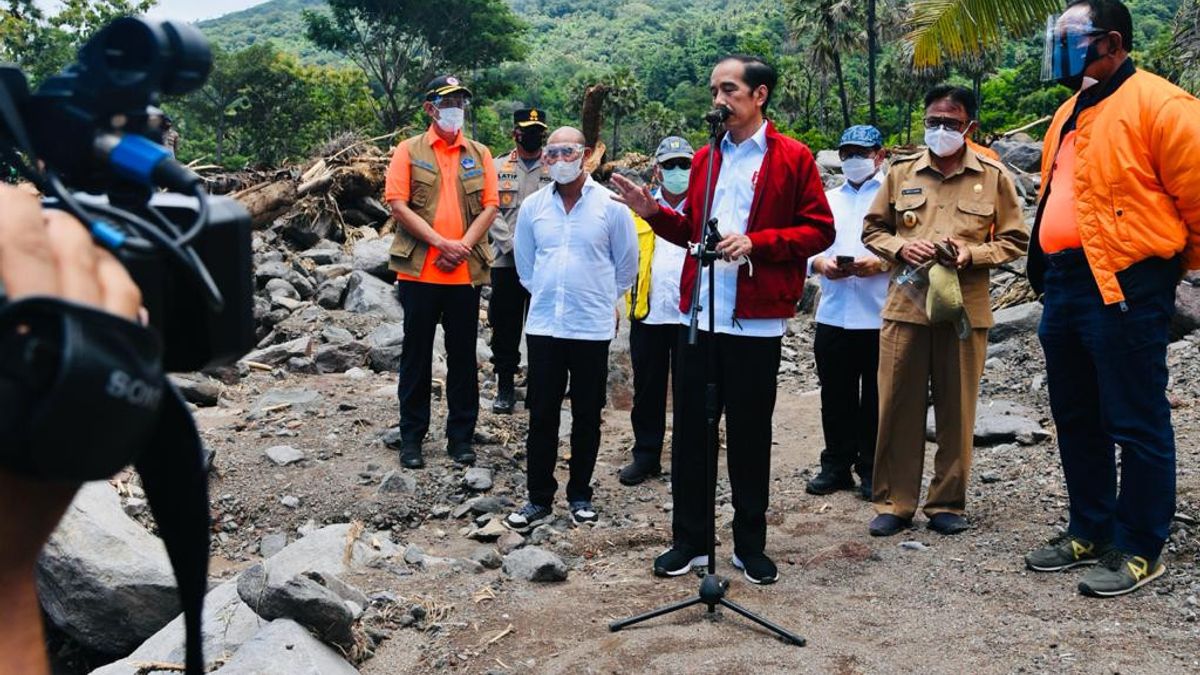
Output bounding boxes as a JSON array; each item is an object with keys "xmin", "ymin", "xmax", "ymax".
[{"xmin": 609, "ymin": 111, "xmax": 805, "ymax": 647}]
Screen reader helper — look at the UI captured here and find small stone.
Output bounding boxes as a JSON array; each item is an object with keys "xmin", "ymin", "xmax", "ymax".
[
  {"xmin": 122, "ymin": 497, "xmax": 148, "ymax": 517},
  {"xmin": 464, "ymin": 467, "xmax": 494, "ymax": 492},
  {"xmin": 403, "ymin": 545, "xmax": 425, "ymax": 565},
  {"xmin": 899, "ymin": 541, "xmax": 929, "ymax": 551},
  {"xmin": 980, "ymin": 471, "xmax": 1002, "ymax": 484},
  {"xmin": 264, "ymin": 444, "xmax": 305, "ymax": 466},
  {"xmin": 259, "ymin": 532, "xmax": 288, "ymax": 558},
  {"xmin": 497, "ymin": 531, "xmax": 525, "ymax": 554},
  {"xmin": 377, "ymin": 470, "xmax": 417, "ymax": 495},
  {"xmin": 502, "ymin": 546, "xmax": 568, "ymax": 582},
  {"xmin": 528, "ymin": 524, "xmax": 560, "ymax": 545},
  {"xmin": 468, "ymin": 519, "xmax": 508, "ymax": 541},
  {"xmin": 280, "ymin": 495, "xmax": 300, "ymax": 509},
  {"xmin": 470, "ymin": 547, "xmax": 503, "ymax": 570}
]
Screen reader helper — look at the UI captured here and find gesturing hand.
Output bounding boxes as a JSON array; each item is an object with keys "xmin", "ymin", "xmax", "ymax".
[{"xmin": 609, "ymin": 174, "xmax": 661, "ymax": 219}]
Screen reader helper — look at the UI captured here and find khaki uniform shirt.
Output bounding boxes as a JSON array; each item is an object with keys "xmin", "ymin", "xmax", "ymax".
[
  {"xmin": 862, "ymin": 148, "xmax": 1029, "ymax": 328},
  {"xmin": 491, "ymin": 149, "xmax": 552, "ymax": 267}
]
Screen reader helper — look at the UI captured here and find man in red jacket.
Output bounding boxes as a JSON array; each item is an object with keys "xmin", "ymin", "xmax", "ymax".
[{"xmin": 613, "ymin": 54, "xmax": 834, "ymax": 584}]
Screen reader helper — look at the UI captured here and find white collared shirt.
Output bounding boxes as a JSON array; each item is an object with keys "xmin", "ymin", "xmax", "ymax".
[
  {"xmin": 810, "ymin": 174, "xmax": 889, "ymax": 329},
  {"xmin": 644, "ymin": 189, "xmax": 688, "ymax": 325},
  {"xmin": 515, "ymin": 176, "xmax": 639, "ymax": 341},
  {"xmin": 683, "ymin": 121, "xmax": 787, "ymax": 337}
]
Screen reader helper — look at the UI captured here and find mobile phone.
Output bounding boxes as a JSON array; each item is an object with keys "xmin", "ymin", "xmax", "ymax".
[{"xmin": 836, "ymin": 255, "xmax": 855, "ymax": 267}]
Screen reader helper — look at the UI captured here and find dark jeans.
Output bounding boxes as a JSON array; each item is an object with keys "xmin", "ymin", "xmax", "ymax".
[
  {"xmin": 488, "ymin": 266, "xmax": 529, "ymax": 378},
  {"xmin": 396, "ymin": 281, "xmax": 481, "ymax": 446},
  {"xmin": 1038, "ymin": 249, "xmax": 1178, "ymax": 560},
  {"xmin": 525, "ymin": 335, "xmax": 610, "ymax": 507},
  {"xmin": 814, "ymin": 322, "xmax": 879, "ymax": 481},
  {"xmin": 628, "ymin": 320, "xmax": 679, "ymax": 470},
  {"xmin": 671, "ymin": 328, "xmax": 781, "ymax": 557}
]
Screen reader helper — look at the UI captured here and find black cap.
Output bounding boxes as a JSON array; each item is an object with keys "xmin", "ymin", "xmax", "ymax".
[
  {"xmin": 514, "ymin": 108, "xmax": 548, "ymax": 129},
  {"xmin": 424, "ymin": 75, "xmax": 472, "ymax": 101}
]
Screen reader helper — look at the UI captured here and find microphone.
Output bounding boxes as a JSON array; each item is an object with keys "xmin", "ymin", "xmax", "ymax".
[{"xmin": 704, "ymin": 106, "xmax": 731, "ymax": 125}]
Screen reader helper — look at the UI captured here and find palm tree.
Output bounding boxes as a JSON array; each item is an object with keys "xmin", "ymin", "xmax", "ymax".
[
  {"xmin": 905, "ymin": 0, "xmax": 1062, "ymax": 68},
  {"xmin": 787, "ymin": 0, "xmax": 863, "ymax": 131},
  {"xmin": 605, "ymin": 67, "xmax": 643, "ymax": 158}
]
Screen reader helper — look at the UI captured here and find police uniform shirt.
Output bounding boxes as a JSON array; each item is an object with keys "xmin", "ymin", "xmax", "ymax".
[
  {"xmin": 862, "ymin": 148, "xmax": 1028, "ymax": 328},
  {"xmin": 490, "ymin": 149, "xmax": 553, "ymax": 267}
]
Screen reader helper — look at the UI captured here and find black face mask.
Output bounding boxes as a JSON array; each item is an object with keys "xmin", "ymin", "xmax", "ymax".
[
  {"xmin": 1058, "ymin": 40, "xmax": 1103, "ymax": 91},
  {"xmin": 518, "ymin": 129, "xmax": 545, "ymax": 153}
]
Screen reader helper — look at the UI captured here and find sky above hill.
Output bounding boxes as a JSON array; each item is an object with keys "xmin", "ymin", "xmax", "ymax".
[{"xmin": 35, "ymin": 0, "xmax": 269, "ymax": 23}]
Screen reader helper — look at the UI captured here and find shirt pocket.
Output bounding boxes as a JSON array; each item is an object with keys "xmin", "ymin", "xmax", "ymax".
[
  {"xmin": 462, "ymin": 174, "xmax": 486, "ymax": 218},
  {"xmin": 409, "ymin": 165, "xmax": 437, "ymax": 209},
  {"xmin": 893, "ymin": 189, "xmax": 928, "ymax": 232},
  {"xmin": 954, "ymin": 199, "xmax": 995, "ymax": 244}
]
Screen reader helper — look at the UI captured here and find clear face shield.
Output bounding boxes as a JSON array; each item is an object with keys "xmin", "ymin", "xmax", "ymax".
[{"xmin": 1041, "ymin": 14, "xmax": 1105, "ymax": 82}]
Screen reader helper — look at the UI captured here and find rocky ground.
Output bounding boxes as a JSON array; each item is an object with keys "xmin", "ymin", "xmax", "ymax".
[{"xmin": 37, "ymin": 139, "xmax": 1200, "ymax": 673}]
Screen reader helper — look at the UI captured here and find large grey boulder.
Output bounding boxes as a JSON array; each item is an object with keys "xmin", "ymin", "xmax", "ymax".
[
  {"xmin": 815, "ymin": 149, "xmax": 842, "ymax": 172},
  {"xmin": 992, "ymin": 140, "xmax": 1043, "ymax": 173},
  {"xmin": 343, "ymin": 271, "xmax": 403, "ymax": 321},
  {"xmin": 351, "ymin": 234, "xmax": 394, "ymax": 281},
  {"xmin": 236, "ymin": 567, "xmax": 355, "ymax": 649},
  {"xmin": 502, "ymin": 546, "xmax": 568, "ymax": 582},
  {"xmin": 988, "ymin": 302, "xmax": 1042, "ymax": 344},
  {"xmin": 240, "ymin": 336, "xmax": 313, "ymax": 368},
  {"xmin": 38, "ymin": 482, "xmax": 180, "ymax": 655},
  {"xmin": 92, "ymin": 525, "xmax": 396, "ymax": 675},
  {"xmin": 211, "ymin": 619, "xmax": 358, "ymax": 675},
  {"xmin": 366, "ymin": 322, "xmax": 404, "ymax": 372},
  {"xmin": 315, "ymin": 276, "xmax": 350, "ymax": 310},
  {"xmin": 1172, "ymin": 280, "xmax": 1200, "ymax": 339},
  {"xmin": 314, "ymin": 340, "xmax": 370, "ymax": 374}
]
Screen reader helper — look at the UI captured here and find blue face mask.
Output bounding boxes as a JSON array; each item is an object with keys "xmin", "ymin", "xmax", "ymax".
[{"xmin": 660, "ymin": 167, "xmax": 690, "ymax": 195}]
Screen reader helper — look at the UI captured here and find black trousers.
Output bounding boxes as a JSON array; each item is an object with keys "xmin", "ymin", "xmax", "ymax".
[
  {"xmin": 396, "ymin": 281, "xmax": 480, "ymax": 445},
  {"xmin": 629, "ymin": 320, "xmax": 679, "ymax": 470},
  {"xmin": 488, "ymin": 266, "xmax": 530, "ymax": 378},
  {"xmin": 525, "ymin": 335, "xmax": 610, "ymax": 507},
  {"xmin": 671, "ymin": 328, "xmax": 781, "ymax": 556},
  {"xmin": 813, "ymin": 322, "xmax": 880, "ymax": 481}
]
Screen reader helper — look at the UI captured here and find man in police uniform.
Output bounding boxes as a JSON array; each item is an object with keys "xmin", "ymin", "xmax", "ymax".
[
  {"xmin": 862, "ymin": 85, "xmax": 1028, "ymax": 537},
  {"xmin": 488, "ymin": 108, "xmax": 552, "ymax": 414}
]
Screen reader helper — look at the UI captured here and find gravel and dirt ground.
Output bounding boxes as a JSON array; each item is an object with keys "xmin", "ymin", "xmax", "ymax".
[{"xmin": 184, "ymin": 315, "xmax": 1200, "ymax": 675}]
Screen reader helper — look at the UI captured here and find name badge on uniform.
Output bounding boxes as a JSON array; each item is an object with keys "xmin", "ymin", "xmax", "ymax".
[
  {"xmin": 411, "ymin": 158, "xmax": 435, "ymax": 172},
  {"xmin": 462, "ymin": 168, "xmax": 483, "ymax": 179},
  {"xmin": 499, "ymin": 172, "xmax": 519, "ymax": 182},
  {"xmin": 461, "ymin": 157, "xmax": 477, "ymax": 170},
  {"xmin": 901, "ymin": 187, "xmax": 923, "ymax": 196}
]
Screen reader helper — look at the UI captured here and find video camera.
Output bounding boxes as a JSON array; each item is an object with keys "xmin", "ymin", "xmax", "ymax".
[{"xmin": 0, "ymin": 16, "xmax": 254, "ymax": 372}]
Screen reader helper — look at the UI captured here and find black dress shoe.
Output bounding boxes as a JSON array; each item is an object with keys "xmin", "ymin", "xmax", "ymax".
[
  {"xmin": 928, "ymin": 512, "xmax": 969, "ymax": 535},
  {"xmin": 618, "ymin": 462, "xmax": 661, "ymax": 486},
  {"xmin": 398, "ymin": 443, "xmax": 424, "ymax": 469},
  {"xmin": 448, "ymin": 442, "xmax": 476, "ymax": 466},
  {"xmin": 492, "ymin": 382, "xmax": 515, "ymax": 414},
  {"xmin": 868, "ymin": 513, "xmax": 911, "ymax": 537},
  {"xmin": 806, "ymin": 469, "xmax": 855, "ymax": 495}
]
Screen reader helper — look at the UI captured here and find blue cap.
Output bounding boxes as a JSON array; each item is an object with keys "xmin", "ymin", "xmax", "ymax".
[
  {"xmin": 655, "ymin": 136, "xmax": 695, "ymax": 162},
  {"xmin": 839, "ymin": 125, "xmax": 883, "ymax": 149}
]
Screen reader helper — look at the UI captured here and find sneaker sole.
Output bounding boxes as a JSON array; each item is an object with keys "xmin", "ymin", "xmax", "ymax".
[
  {"xmin": 1025, "ymin": 558, "xmax": 1100, "ymax": 573},
  {"xmin": 730, "ymin": 554, "xmax": 779, "ymax": 585},
  {"xmin": 1079, "ymin": 563, "xmax": 1167, "ymax": 598},
  {"xmin": 570, "ymin": 513, "xmax": 598, "ymax": 526},
  {"xmin": 653, "ymin": 554, "xmax": 709, "ymax": 577}
]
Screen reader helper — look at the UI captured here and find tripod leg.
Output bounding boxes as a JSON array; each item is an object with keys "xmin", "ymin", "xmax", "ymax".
[
  {"xmin": 719, "ymin": 598, "xmax": 806, "ymax": 646},
  {"xmin": 609, "ymin": 596, "xmax": 705, "ymax": 632}
]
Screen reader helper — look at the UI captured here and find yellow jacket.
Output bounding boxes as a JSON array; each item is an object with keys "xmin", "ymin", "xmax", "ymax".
[
  {"xmin": 624, "ymin": 214, "xmax": 656, "ymax": 320},
  {"xmin": 1037, "ymin": 68, "xmax": 1200, "ymax": 304}
]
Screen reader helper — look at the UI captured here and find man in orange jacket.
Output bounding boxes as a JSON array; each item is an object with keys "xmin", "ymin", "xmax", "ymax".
[{"xmin": 1024, "ymin": 0, "xmax": 1200, "ymax": 598}]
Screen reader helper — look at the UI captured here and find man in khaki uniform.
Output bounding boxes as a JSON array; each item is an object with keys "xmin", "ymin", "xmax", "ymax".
[
  {"xmin": 488, "ymin": 108, "xmax": 552, "ymax": 414},
  {"xmin": 862, "ymin": 85, "xmax": 1028, "ymax": 537}
]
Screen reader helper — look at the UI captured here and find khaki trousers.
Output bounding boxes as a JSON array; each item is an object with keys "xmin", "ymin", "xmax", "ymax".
[{"xmin": 872, "ymin": 319, "xmax": 988, "ymax": 519}]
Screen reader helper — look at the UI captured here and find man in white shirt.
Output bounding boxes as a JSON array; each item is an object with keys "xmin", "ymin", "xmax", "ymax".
[
  {"xmin": 618, "ymin": 136, "xmax": 692, "ymax": 486},
  {"xmin": 806, "ymin": 125, "xmax": 890, "ymax": 500},
  {"xmin": 503, "ymin": 127, "xmax": 639, "ymax": 533}
]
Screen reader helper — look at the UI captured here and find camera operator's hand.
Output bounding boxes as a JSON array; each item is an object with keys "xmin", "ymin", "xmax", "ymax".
[
  {"xmin": 609, "ymin": 174, "xmax": 661, "ymax": 220},
  {"xmin": 0, "ymin": 184, "xmax": 143, "ymax": 675},
  {"xmin": 716, "ymin": 233, "xmax": 752, "ymax": 262}
]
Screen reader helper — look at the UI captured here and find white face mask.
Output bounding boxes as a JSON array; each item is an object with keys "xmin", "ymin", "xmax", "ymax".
[
  {"xmin": 660, "ymin": 167, "xmax": 690, "ymax": 195},
  {"xmin": 435, "ymin": 107, "xmax": 465, "ymax": 134},
  {"xmin": 549, "ymin": 157, "xmax": 583, "ymax": 184},
  {"xmin": 841, "ymin": 156, "xmax": 876, "ymax": 184},
  {"xmin": 925, "ymin": 126, "xmax": 966, "ymax": 157}
]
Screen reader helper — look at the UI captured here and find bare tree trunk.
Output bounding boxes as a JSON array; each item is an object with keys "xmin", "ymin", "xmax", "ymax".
[
  {"xmin": 834, "ymin": 52, "xmax": 851, "ymax": 131},
  {"xmin": 868, "ymin": 0, "xmax": 878, "ymax": 127}
]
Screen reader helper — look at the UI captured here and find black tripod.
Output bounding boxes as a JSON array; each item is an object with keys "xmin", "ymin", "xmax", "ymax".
[{"xmin": 608, "ymin": 111, "xmax": 805, "ymax": 646}]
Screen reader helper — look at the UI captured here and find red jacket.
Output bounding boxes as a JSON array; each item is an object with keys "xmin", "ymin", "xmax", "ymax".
[{"xmin": 646, "ymin": 121, "xmax": 834, "ymax": 319}]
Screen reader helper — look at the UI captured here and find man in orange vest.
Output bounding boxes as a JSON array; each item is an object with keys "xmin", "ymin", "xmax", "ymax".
[
  {"xmin": 1024, "ymin": 0, "xmax": 1200, "ymax": 597},
  {"xmin": 383, "ymin": 75, "xmax": 499, "ymax": 469}
]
